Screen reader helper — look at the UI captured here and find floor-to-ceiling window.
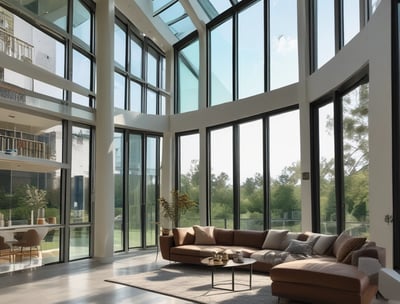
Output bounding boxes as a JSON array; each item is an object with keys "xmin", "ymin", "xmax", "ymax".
[
  {"xmin": 112, "ymin": 131, "xmax": 161, "ymax": 252},
  {"xmin": 176, "ymin": 132, "xmax": 200, "ymax": 226},
  {"xmin": 311, "ymin": 78, "xmax": 370, "ymax": 237},
  {"xmin": 207, "ymin": 108, "xmax": 300, "ymax": 230}
]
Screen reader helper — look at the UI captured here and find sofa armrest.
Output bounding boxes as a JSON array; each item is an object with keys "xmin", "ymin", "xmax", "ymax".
[
  {"xmin": 159, "ymin": 235, "xmax": 175, "ymax": 260},
  {"xmin": 351, "ymin": 246, "xmax": 386, "ymax": 267}
]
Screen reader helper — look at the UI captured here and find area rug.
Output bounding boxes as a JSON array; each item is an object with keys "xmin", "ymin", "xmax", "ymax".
[{"xmin": 105, "ymin": 263, "xmax": 278, "ymax": 303}]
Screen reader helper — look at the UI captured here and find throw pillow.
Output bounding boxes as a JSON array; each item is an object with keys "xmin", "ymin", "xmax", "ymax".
[
  {"xmin": 262, "ymin": 229, "xmax": 288, "ymax": 250},
  {"xmin": 332, "ymin": 231, "xmax": 351, "ymax": 257},
  {"xmin": 336, "ymin": 236, "xmax": 367, "ymax": 263},
  {"xmin": 172, "ymin": 227, "xmax": 195, "ymax": 246},
  {"xmin": 305, "ymin": 233, "xmax": 337, "ymax": 255},
  {"xmin": 193, "ymin": 225, "xmax": 216, "ymax": 245},
  {"xmin": 285, "ymin": 237, "xmax": 319, "ymax": 256}
]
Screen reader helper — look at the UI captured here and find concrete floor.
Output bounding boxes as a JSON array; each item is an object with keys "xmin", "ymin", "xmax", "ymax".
[{"xmin": 0, "ymin": 250, "xmax": 191, "ymax": 304}]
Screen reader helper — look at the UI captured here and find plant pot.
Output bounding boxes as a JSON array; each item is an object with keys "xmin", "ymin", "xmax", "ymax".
[{"xmin": 162, "ymin": 228, "xmax": 171, "ymax": 236}]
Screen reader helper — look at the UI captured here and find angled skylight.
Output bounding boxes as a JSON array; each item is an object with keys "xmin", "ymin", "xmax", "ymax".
[
  {"xmin": 197, "ymin": 0, "xmax": 242, "ymax": 20},
  {"xmin": 152, "ymin": 0, "xmax": 196, "ymax": 40}
]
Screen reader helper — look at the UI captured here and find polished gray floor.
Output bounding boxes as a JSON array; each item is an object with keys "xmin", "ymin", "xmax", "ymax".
[{"xmin": 0, "ymin": 250, "xmax": 191, "ymax": 304}]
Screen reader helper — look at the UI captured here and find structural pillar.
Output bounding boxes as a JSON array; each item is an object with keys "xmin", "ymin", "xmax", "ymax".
[{"xmin": 94, "ymin": 0, "xmax": 114, "ymax": 262}]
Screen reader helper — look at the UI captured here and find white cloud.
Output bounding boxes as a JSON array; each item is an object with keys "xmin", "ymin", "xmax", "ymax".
[{"xmin": 273, "ymin": 35, "xmax": 297, "ymax": 53}]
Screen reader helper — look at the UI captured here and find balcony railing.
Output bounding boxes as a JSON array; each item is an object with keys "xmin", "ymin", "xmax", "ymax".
[{"xmin": 0, "ymin": 27, "xmax": 33, "ymax": 63}]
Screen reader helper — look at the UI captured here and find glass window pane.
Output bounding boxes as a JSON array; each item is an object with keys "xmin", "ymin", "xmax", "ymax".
[
  {"xmin": 343, "ymin": 0, "xmax": 360, "ymax": 45},
  {"xmin": 318, "ymin": 103, "xmax": 336, "ymax": 234},
  {"xmin": 128, "ymin": 134, "xmax": 142, "ymax": 248},
  {"xmin": 269, "ymin": 110, "xmax": 301, "ymax": 231},
  {"xmin": 1, "ymin": 7, "xmax": 65, "ymax": 78},
  {"xmin": 178, "ymin": 39, "xmax": 199, "ymax": 113},
  {"xmin": 160, "ymin": 95, "xmax": 166, "ymax": 115},
  {"xmin": 210, "ymin": 127, "xmax": 233, "ymax": 228},
  {"xmin": 147, "ymin": 49, "xmax": 158, "ymax": 87},
  {"xmin": 270, "ymin": 0, "xmax": 298, "ymax": 90},
  {"xmin": 114, "ymin": 22, "xmax": 126, "ymax": 68},
  {"xmin": 114, "ymin": 132, "xmax": 123, "ymax": 252},
  {"xmin": 146, "ymin": 89, "xmax": 157, "ymax": 114},
  {"xmin": 114, "ymin": 72, "xmax": 126, "ymax": 109},
  {"xmin": 70, "ymin": 126, "xmax": 91, "ymax": 224},
  {"xmin": 238, "ymin": 1, "xmax": 264, "ymax": 99},
  {"xmin": 130, "ymin": 81, "xmax": 142, "ymax": 112},
  {"xmin": 161, "ymin": 56, "xmax": 166, "ymax": 90},
  {"xmin": 239, "ymin": 120, "xmax": 263, "ymax": 230},
  {"xmin": 73, "ymin": 49, "xmax": 91, "ymax": 89},
  {"xmin": 316, "ymin": 0, "xmax": 335, "ymax": 69},
  {"xmin": 73, "ymin": 0, "xmax": 92, "ymax": 49},
  {"xmin": 69, "ymin": 226, "xmax": 90, "ymax": 260},
  {"xmin": 210, "ymin": 19, "xmax": 233, "ymax": 106},
  {"xmin": 9, "ymin": 0, "xmax": 68, "ymax": 30},
  {"xmin": 130, "ymin": 38, "xmax": 142, "ymax": 78},
  {"xmin": 178, "ymin": 133, "xmax": 200, "ymax": 226},
  {"xmin": 146, "ymin": 137, "xmax": 158, "ymax": 247},
  {"xmin": 342, "ymin": 84, "xmax": 369, "ymax": 237}
]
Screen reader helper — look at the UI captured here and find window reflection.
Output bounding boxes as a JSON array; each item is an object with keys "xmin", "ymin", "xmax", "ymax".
[
  {"xmin": 269, "ymin": 110, "xmax": 301, "ymax": 231},
  {"xmin": 114, "ymin": 22, "xmax": 126, "ymax": 68},
  {"xmin": 210, "ymin": 19, "xmax": 233, "ymax": 106},
  {"xmin": 270, "ymin": 0, "xmax": 298, "ymax": 90},
  {"xmin": 210, "ymin": 126, "xmax": 233, "ymax": 228},
  {"xmin": 73, "ymin": 0, "xmax": 92, "ymax": 49},
  {"xmin": 238, "ymin": 1, "xmax": 264, "ymax": 98},
  {"xmin": 177, "ymin": 39, "xmax": 199, "ymax": 113},
  {"xmin": 178, "ymin": 133, "xmax": 200, "ymax": 226}
]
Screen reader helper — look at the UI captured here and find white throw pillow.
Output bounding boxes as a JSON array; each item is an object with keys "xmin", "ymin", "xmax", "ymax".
[
  {"xmin": 262, "ymin": 229, "xmax": 288, "ymax": 250},
  {"xmin": 193, "ymin": 225, "xmax": 216, "ymax": 245}
]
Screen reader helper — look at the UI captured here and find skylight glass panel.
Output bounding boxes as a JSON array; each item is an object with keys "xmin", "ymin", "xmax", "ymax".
[
  {"xmin": 153, "ymin": 0, "xmax": 174, "ymax": 12},
  {"xmin": 197, "ymin": 0, "xmax": 242, "ymax": 20},
  {"xmin": 155, "ymin": 1, "xmax": 195, "ymax": 39}
]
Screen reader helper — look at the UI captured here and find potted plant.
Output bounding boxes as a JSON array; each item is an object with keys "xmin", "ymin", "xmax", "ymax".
[
  {"xmin": 159, "ymin": 190, "xmax": 197, "ymax": 234},
  {"xmin": 24, "ymin": 184, "xmax": 48, "ymax": 224}
]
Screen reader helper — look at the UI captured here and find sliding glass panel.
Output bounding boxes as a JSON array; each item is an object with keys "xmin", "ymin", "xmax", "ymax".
[
  {"xmin": 70, "ymin": 126, "xmax": 91, "ymax": 224},
  {"xmin": 269, "ymin": 110, "xmax": 301, "ymax": 231},
  {"xmin": 178, "ymin": 39, "xmax": 199, "ymax": 113},
  {"xmin": 318, "ymin": 103, "xmax": 336, "ymax": 234},
  {"xmin": 69, "ymin": 226, "xmax": 90, "ymax": 260},
  {"xmin": 316, "ymin": 0, "xmax": 335, "ymax": 69},
  {"xmin": 128, "ymin": 134, "xmax": 142, "ymax": 248},
  {"xmin": 270, "ymin": 0, "xmax": 298, "ymax": 90},
  {"xmin": 114, "ymin": 132, "xmax": 124, "ymax": 252},
  {"xmin": 210, "ymin": 127, "xmax": 233, "ymax": 228},
  {"xmin": 238, "ymin": 1, "xmax": 264, "ymax": 98},
  {"xmin": 210, "ymin": 18, "xmax": 233, "ymax": 106},
  {"xmin": 178, "ymin": 133, "xmax": 200, "ymax": 226},
  {"xmin": 342, "ymin": 84, "xmax": 369, "ymax": 237},
  {"xmin": 145, "ymin": 137, "xmax": 158, "ymax": 247},
  {"xmin": 239, "ymin": 119, "xmax": 264, "ymax": 230}
]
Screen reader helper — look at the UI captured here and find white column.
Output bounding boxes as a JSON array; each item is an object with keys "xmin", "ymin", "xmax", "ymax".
[{"xmin": 94, "ymin": 0, "xmax": 114, "ymax": 262}]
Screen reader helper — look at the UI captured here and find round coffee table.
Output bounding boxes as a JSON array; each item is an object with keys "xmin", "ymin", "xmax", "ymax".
[{"xmin": 201, "ymin": 257, "xmax": 256, "ymax": 291}]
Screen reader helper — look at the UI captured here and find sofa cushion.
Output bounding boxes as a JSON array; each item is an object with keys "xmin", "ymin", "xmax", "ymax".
[
  {"xmin": 233, "ymin": 229, "xmax": 267, "ymax": 248},
  {"xmin": 270, "ymin": 259, "xmax": 371, "ymax": 293},
  {"xmin": 336, "ymin": 237, "xmax": 367, "ymax": 263},
  {"xmin": 280, "ymin": 232, "xmax": 302, "ymax": 250},
  {"xmin": 305, "ymin": 232, "xmax": 337, "ymax": 255},
  {"xmin": 214, "ymin": 228, "xmax": 234, "ymax": 245},
  {"xmin": 262, "ymin": 229, "xmax": 288, "ymax": 250},
  {"xmin": 193, "ymin": 225, "xmax": 216, "ymax": 245},
  {"xmin": 173, "ymin": 227, "xmax": 195, "ymax": 246},
  {"xmin": 285, "ymin": 238, "xmax": 319, "ymax": 256}
]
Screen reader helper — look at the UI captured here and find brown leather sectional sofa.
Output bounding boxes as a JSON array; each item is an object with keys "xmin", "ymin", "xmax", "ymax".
[{"xmin": 159, "ymin": 226, "xmax": 385, "ymax": 304}]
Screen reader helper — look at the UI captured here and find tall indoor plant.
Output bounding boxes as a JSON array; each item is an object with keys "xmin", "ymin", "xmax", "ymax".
[{"xmin": 159, "ymin": 190, "xmax": 197, "ymax": 232}]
